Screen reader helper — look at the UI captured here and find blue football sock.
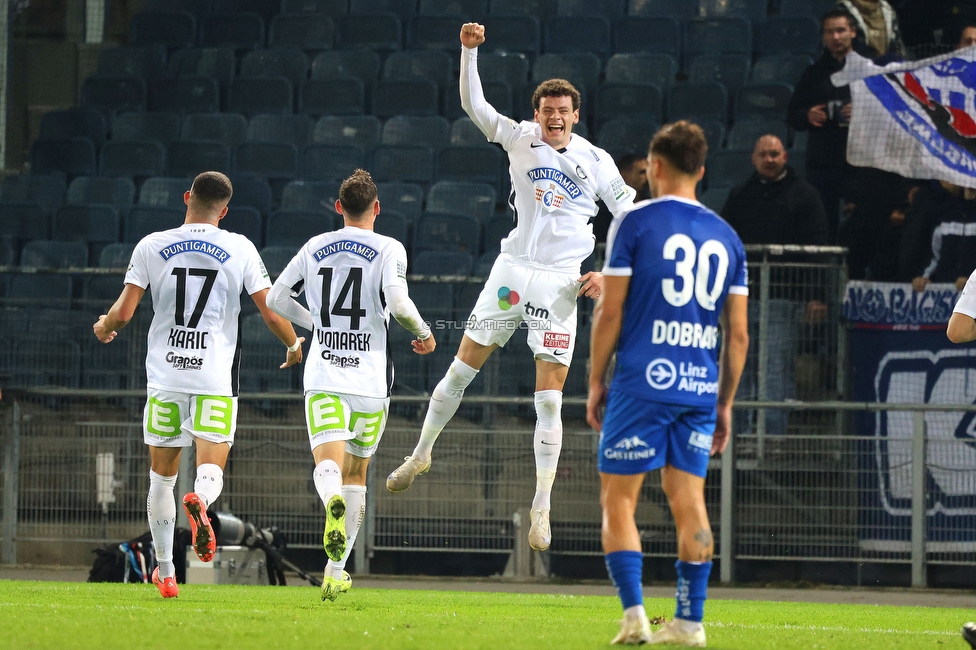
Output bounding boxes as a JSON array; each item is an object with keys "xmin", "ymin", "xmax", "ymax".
[
  {"xmin": 674, "ymin": 560, "xmax": 712, "ymax": 622},
  {"xmin": 605, "ymin": 550, "xmax": 644, "ymax": 610}
]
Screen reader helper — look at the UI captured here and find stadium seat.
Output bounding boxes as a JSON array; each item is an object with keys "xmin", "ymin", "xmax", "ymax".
[
  {"xmin": 383, "ymin": 50, "xmax": 453, "ymax": 93},
  {"xmin": 112, "ymin": 112, "xmax": 183, "ymax": 146},
  {"xmin": 266, "ymin": 209, "xmax": 338, "ymax": 246},
  {"xmin": 80, "ymin": 76, "xmax": 147, "ymax": 119},
  {"xmin": 98, "ymin": 242, "xmax": 136, "ymax": 267},
  {"xmin": 736, "ymin": 83, "xmax": 793, "ymax": 121},
  {"xmin": 139, "ymin": 177, "xmax": 192, "ymax": 210},
  {"xmin": 596, "ymin": 119, "xmax": 659, "ymax": 156},
  {"xmin": 596, "ymin": 83, "xmax": 663, "ymax": 126},
  {"xmin": 20, "ymin": 239, "xmax": 88, "ymax": 268},
  {"xmin": 167, "ymin": 141, "xmax": 232, "ymax": 177},
  {"xmin": 699, "ymin": 119, "xmax": 726, "ymax": 152},
  {"xmin": 124, "ymin": 206, "xmax": 186, "ymax": 242},
  {"xmin": 532, "ymin": 52, "xmax": 601, "ymax": 91},
  {"xmin": 240, "ymin": 313, "xmax": 296, "ymax": 393},
  {"xmin": 668, "ymin": 82, "xmax": 728, "ymax": 123},
  {"xmin": 687, "ymin": 54, "xmax": 751, "ymax": 96},
  {"xmin": 247, "ymin": 114, "xmax": 315, "ymax": 149},
  {"xmin": 6, "ymin": 274, "xmax": 72, "ymax": 309},
  {"xmin": 371, "ymin": 79, "xmax": 439, "ymax": 118},
  {"xmin": 706, "ymin": 149, "xmax": 753, "ymax": 189},
  {"xmin": 483, "ymin": 214, "xmax": 513, "ymax": 251},
  {"xmin": 52, "ymin": 205, "xmax": 120, "ymax": 244},
  {"xmin": 412, "ymin": 250, "xmax": 474, "ymax": 276},
  {"xmin": 336, "ymin": 13, "xmax": 402, "ymax": 52},
  {"xmin": 443, "ymin": 79, "xmax": 512, "ymax": 121},
  {"xmin": 751, "ymin": 54, "xmax": 814, "ymax": 86},
  {"xmin": 407, "ymin": 281, "xmax": 453, "ymax": 322},
  {"xmin": 488, "ymin": 0, "xmax": 554, "ymax": 20},
  {"xmin": 479, "ymin": 17, "xmax": 540, "ymax": 59},
  {"xmin": 419, "ymin": 0, "xmax": 487, "ymax": 17},
  {"xmin": 281, "ymin": 180, "xmax": 338, "ymax": 213},
  {"xmin": 699, "ymin": 186, "xmax": 731, "ymax": 214},
  {"xmin": 38, "ymin": 108, "xmax": 107, "ymax": 147},
  {"xmin": 11, "ymin": 338, "xmax": 81, "ymax": 388},
  {"xmin": 371, "ymin": 145, "xmax": 435, "ymax": 186},
  {"xmin": 81, "ymin": 336, "xmax": 129, "ymax": 390},
  {"xmin": 222, "ymin": 206, "xmax": 264, "ymax": 246},
  {"xmin": 543, "ymin": 17, "xmax": 611, "ymax": 58},
  {"xmin": 310, "ymin": 50, "xmax": 382, "ymax": 86},
  {"xmin": 168, "ymin": 47, "xmax": 237, "ymax": 96},
  {"xmin": 605, "ymin": 53, "xmax": 677, "ymax": 89},
  {"xmin": 270, "ymin": 14, "xmax": 336, "ymax": 51},
  {"xmin": 350, "ymin": 0, "xmax": 417, "ymax": 21},
  {"xmin": 240, "ymin": 48, "xmax": 310, "ymax": 88},
  {"xmin": 99, "ymin": 141, "xmax": 167, "ymax": 178},
  {"xmin": 97, "ymin": 46, "xmax": 166, "ymax": 81},
  {"xmin": 235, "ymin": 143, "xmax": 300, "ymax": 181},
  {"xmin": 374, "ymin": 209, "xmax": 409, "ymax": 243},
  {"xmin": 612, "ymin": 17, "xmax": 681, "ymax": 56},
  {"xmin": 450, "ymin": 117, "xmax": 490, "ymax": 147},
  {"xmin": 149, "ymin": 76, "xmax": 220, "ymax": 114},
  {"xmin": 201, "ymin": 13, "xmax": 266, "ymax": 50},
  {"xmin": 66, "ymin": 176, "xmax": 134, "ymax": 217},
  {"xmin": 181, "ymin": 112, "xmax": 248, "ymax": 149},
  {"xmin": 0, "ymin": 203, "xmax": 50, "ymax": 241},
  {"xmin": 406, "ymin": 15, "xmax": 463, "ymax": 60},
  {"xmin": 259, "ymin": 245, "xmax": 300, "ymax": 276},
  {"xmin": 143, "ymin": 0, "xmax": 212, "ymax": 20},
  {"xmin": 130, "ymin": 11, "xmax": 197, "ymax": 50},
  {"xmin": 726, "ymin": 119, "xmax": 790, "ymax": 150},
  {"xmin": 213, "ymin": 0, "xmax": 281, "ymax": 24},
  {"xmin": 228, "ymin": 77, "xmax": 294, "ymax": 116},
  {"xmin": 792, "ymin": 130, "xmax": 807, "ymax": 151},
  {"xmin": 684, "ymin": 18, "xmax": 753, "ymax": 56},
  {"xmin": 778, "ymin": 0, "xmax": 835, "ymax": 17},
  {"xmin": 436, "ymin": 146, "xmax": 504, "ymax": 193},
  {"xmin": 312, "ymin": 115, "xmax": 382, "ymax": 147},
  {"xmin": 413, "ymin": 212, "xmax": 481, "ymax": 253},
  {"xmin": 426, "ymin": 181, "xmax": 497, "ymax": 220},
  {"xmin": 377, "ymin": 182, "xmax": 424, "ymax": 221},
  {"xmin": 1, "ymin": 173, "xmax": 67, "ymax": 217},
  {"xmin": 300, "ymin": 143, "xmax": 367, "ymax": 181},
  {"xmin": 628, "ymin": 0, "xmax": 698, "ymax": 18},
  {"xmin": 30, "ymin": 138, "xmax": 97, "ymax": 178},
  {"xmin": 282, "ymin": 0, "xmax": 348, "ymax": 16},
  {"xmin": 228, "ymin": 175, "xmax": 273, "ymax": 217},
  {"xmin": 699, "ymin": 0, "xmax": 768, "ymax": 22},
  {"xmin": 760, "ymin": 16, "xmax": 822, "ymax": 56},
  {"xmin": 558, "ymin": 0, "xmax": 625, "ymax": 18},
  {"xmin": 300, "ymin": 78, "xmax": 366, "ymax": 116},
  {"xmin": 382, "ymin": 115, "xmax": 451, "ymax": 150},
  {"xmin": 478, "ymin": 52, "xmax": 530, "ymax": 91}
]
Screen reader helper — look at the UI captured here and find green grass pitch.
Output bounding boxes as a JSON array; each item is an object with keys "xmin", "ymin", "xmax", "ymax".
[{"xmin": 0, "ymin": 580, "xmax": 967, "ymax": 649}]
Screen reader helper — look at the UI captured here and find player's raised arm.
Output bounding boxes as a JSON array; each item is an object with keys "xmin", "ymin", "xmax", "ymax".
[{"xmin": 459, "ymin": 22, "xmax": 510, "ymax": 145}]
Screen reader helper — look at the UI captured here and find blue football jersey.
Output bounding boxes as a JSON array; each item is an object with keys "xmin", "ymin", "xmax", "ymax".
[{"xmin": 604, "ymin": 196, "xmax": 748, "ymax": 407}]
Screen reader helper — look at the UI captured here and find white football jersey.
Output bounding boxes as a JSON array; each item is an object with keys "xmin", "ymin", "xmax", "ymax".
[
  {"xmin": 125, "ymin": 223, "xmax": 271, "ymax": 396},
  {"xmin": 275, "ymin": 227, "xmax": 408, "ymax": 399}
]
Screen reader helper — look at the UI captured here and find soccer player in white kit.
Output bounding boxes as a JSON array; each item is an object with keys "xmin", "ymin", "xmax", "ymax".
[
  {"xmin": 386, "ymin": 22, "xmax": 636, "ymax": 552},
  {"xmin": 949, "ymin": 270, "xmax": 976, "ymax": 343},
  {"xmin": 93, "ymin": 172, "xmax": 304, "ymax": 599},
  {"xmin": 266, "ymin": 169, "xmax": 436, "ymax": 601}
]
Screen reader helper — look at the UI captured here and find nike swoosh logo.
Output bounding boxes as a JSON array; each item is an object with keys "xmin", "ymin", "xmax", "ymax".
[
  {"xmin": 552, "ymin": 350, "xmax": 566, "ymax": 356},
  {"xmin": 540, "ymin": 441, "xmax": 558, "ymax": 445},
  {"xmin": 530, "ymin": 142, "xmax": 547, "ymax": 148}
]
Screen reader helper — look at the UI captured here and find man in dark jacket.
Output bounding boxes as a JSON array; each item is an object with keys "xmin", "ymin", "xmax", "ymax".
[{"xmin": 787, "ymin": 8, "xmax": 858, "ymax": 242}]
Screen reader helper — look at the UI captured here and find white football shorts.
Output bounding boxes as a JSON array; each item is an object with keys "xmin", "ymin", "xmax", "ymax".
[
  {"xmin": 304, "ymin": 391, "xmax": 390, "ymax": 459},
  {"xmin": 143, "ymin": 388, "xmax": 239, "ymax": 448}
]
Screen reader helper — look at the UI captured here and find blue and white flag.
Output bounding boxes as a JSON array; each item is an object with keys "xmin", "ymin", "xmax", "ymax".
[{"xmin": 833, "ymin": 48, "xmax": 976, "ymax": 188}]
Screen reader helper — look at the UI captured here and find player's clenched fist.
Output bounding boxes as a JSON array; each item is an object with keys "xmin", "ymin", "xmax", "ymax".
[{"xmin": 460, "ymin": 22, "xmax": 485, "ymax": 49}]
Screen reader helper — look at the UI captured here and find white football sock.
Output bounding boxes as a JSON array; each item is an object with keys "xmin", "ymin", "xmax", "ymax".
[
  {"xmin": 193, "ymin": 463, "xmax": 223, "ymax": 508},
  {"xmin": 327, "ymin": 484, "xmax": 367, "ymax": 580},
  {"xmin": 312, "ymin": 459, "xmax": 343, "ymax": 507},
  {"xmin": 147, "ymin": 470, "xmax": 178, "ymax": 579},
  {"xmin": 413, "ymin": 358, "xmax": 478, "ymax": 460},
  {"xmin": 624, "ymin": 604, "xmax": 647, "ymax": 622},
  {"xmin": 532, "ymin": 390, "xmax": 563, "ymax": 510}
]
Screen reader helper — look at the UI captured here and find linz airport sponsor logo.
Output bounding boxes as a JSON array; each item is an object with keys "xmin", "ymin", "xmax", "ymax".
[
  {"xmin": 166, "ymin": 351, "xmax": 203, "ymax": 370},
  {"xmin": 604, "ymin": 435, "xmax": 656, "ymax": 461},
  {"xmin": 313, "ymin": 240, "xmax": 379, "ymax": 263},
  {"xmin": 158, "ymin": 240, "xmax": 231, "ymax": 264},
  {"xmin": 168, "ymin": 328, "xmax": 208, "ymax": 350},
  {"xmin": 645, "ymin": 358, "xmax": 718, "ymax": 395}
]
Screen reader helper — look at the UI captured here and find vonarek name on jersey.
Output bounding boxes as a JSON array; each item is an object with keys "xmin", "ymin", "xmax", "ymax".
[{"xmin": 316, "ymin": 329, "xmax": 372, "ymax": 351}]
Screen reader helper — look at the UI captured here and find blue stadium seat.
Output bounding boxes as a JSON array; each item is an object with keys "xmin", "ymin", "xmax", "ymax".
[
  {"xmin": 66, "ymin": 176, "xmax": 135, "ymax": 217},
  {"xmin": 130, "ymin": 11, "xmax": 197, "ymax": 50},
  {"xmin": 312, "ymin": 115, "xmax": 382, "ymax": 147},
  {"xmin": 544, "ymin": 17, "xmax": 612, "ymax": 58},
  {"xmin": 687, "ymin": 54, "xmax": 751, "ymax": 96},
  {"xmin": 266, "ymin": 209, "xmax": 338, "ymax": 246},
  {"xmin": 144, "ymin": 0, "xmax": 213, "ymax": 21},
  {"xmin": 337, "ymin": 13, "xmax": 402, "ymax": 52},
  {"xmin": 228, "ymin": 77, "xmax": 294, "ymax": 116},
  {"xmin": 97, "ymin": 46, "xmax": 166, "ymax": 81},
  {"xmin": 778, "ymin": 0, "xmax": 835, "ymax": 17},
  {"xmin": 419, "ymin": 0, "xmax": 487, "ymax": 17},
  {"xmin": 80, "ymin": 76, "xmax": 147, "ymax": 119},
  {"xmin": 483, "ymin": 214, "xmax": 513, "ymax": 250},
  {"xmin": 350, "ymin": 0, "xmax": 417, "ymax": 21},
  {"xmin": 259, "ymin": 245, "xmax": 300, "ymax": 276},
  {"xmin": 412, "ymin": 250, "xmax": 475, "ymax": 276},
  {"xmin": 613, "ymin": 17, "xmax": 681, "ymax": 56},
  {"xmin": 792, "ymin": 130, "xmax": 807, "ymax": 151},
  {"xmin": 443, "ymin": 78, "xmax": 512, "ymax": 121},
  {"xmin": 699, "ymin": 0, "xmax": 768, "ymax": 22},
  {"xmin": 112, "ymin": 112, "xmax": 183, "ymax": 146},
  {"xmin": 478, "ymin": 52, "xmax": 530, "ymax": 91},
  {"xmin": 557, "ymin": 0, "xmax": 626, "ymax": 18},
  {"xmin": 202, "ymin": 13, "xmax": 266, "ymax": 50},
  {"xmin": 38, "ymin": 108, "xmax": 107, "ymax": 148},
  {"xmin": 11, "ymin": 338, "xmax": 81, "ymax": 388},
  {"xmin": 270, "ymin": 14, "xmax": 336, "ymax": 51},
  {"xmin": 139, "ymin": 177, "xmax": 191, "ymax": 210},
  {"xmin": 282, "ymin": 0, "xmax": 348, "ymax": 16},
  {"xmin": 235, "ymin": 143, "xmax": 300, "ymax": 181},
  {"xmin": 760, "ymin": 16, "xmax": 821, "ymax": 56},
  {"xmin": 406, "ymin": 16, "xmax": 463, "ymax": 60},
  {"xmin": 181, "ymin": 112, "xmax": 248, "ymax": 149},
  {"xmin": 596, "ymin": 119, "xmax": 659, "ymax": 156},
  {"xmin": 168, "ymin": 47, "xmax": 236, "ymax": 96},
  {"xmin": 628, "ymin": 0, "xmax": 698, "ymax": 18},
  {"xmin": 706, "ymin": 149, "xmax": 753, "ymax": 189},
  {"xmin": 20, "ymin": 239, "xmax": 88, "ymax": 268},
  {"xmin": 382, "ymin": 50, "xmax": 453, "ymax": 88},
  {"xmin": 371, "ymin": 145, "xmax": 435, "ymax": 186},
  {"xmin": 413, "ymin": 212, "xmax": 481, "ymax": 253},
  {"xmin": 167, "ymin": 140, "xmax": 232, "ymax": 177},
  {"xmin": 488, "ymin": 0, "xmax": 555, "ymax": 20},
  {"xmin": 605, "ymin": 53, "xmax": 677, "ymax": 89},
  {"xmin": 52, "ymin": 205, "xmax": 120, "ymax": 244},
  {"xmin": 311, "ymin": 50, "xmax": 382, "ymax": 85},
  {"xmin": 124, "ymin": 206, "xmax": 186, "ymax": 242},
  {"xmin": 726, "ymin": 119, "xmax": 790, "ymax": 150},
  {"xmin": 301, "ymin": 143, "xmax": 367, "ymax": 181},
  {"xmin": 0, "ymin": 203, "xmax": 50, "ymax": 241},
  {"xmin": 684, "ymin": 18, "xmax": 753, "ymax": 56},
  {"xmin": 81, "ymin": 335, "xmax": 129, "ymax": 389},
  {"xmin": 6, "ymin": 274, "xmax": 71, "ymax": 309},
  {"xmin": 239, "ymin": 313, "xmax": 297, "ymax": 393},
  {"xmin": 228, "ymin": 175, "xmax": 273, "ymax": 217},
  {"xmin": 371, "ymin": 79, "xmax": 439, "ymax": 117},
  {"xmin": 1, "ymin": 173, "xmax": 67, "ymax": 217},
  {"xmin": 223, "ymin": 206, "xmax": 264, "ymax": 246},
  {"xmin": 374, "ymin": 209, "xmax": 408, "ymax": 243},
  {"xmin": 213, "ymin": 0, "xmax": 281, "ymax": 24},
  {"xmin": 751, "ymin": 54, "xmax": 813, "ymax": 86},
  {"xmin": 382, "ymin": 115, "xmax": 451, "ymax": 149},
  {"xmin": 99, "ymin": 141, "xmax": 167, "ymax": 178},
  {"xmin": 736, "ymin": 83, "xmax": 793, "ymax": 121},
  {"xmin": 377, "ymin": 181, "xmax": 424, "ymax": 221},
  {"xmin": 247, "ymin": 114, "xmax": 315, "ymax": 149},
  {"xmin": 532, "ymin": 52, "xmax": 601, "ymax": 91},
  {"xmin": 426, "ymin": 181, "xmax": 497, "ymax": 220},
  {"xmin": 668, "ymin": 82, "xmax": 728, "ymax": 123},
  {"xmin": 479, "ymin": 17, "xmax": 540, "ymax": 59},
  {"xmin": 30, "ymin": 138, "xmax": 97, "ymax": 178},
  {"xmin": 407, "ymin": 281, "xmax": 453, "ymax": 322},
  {"xmin": 699, "ymin": 119, "xmax": 726, "ymax": 152},
  {"xmin": 300, "ymin": 78, "xmax": 366, "ymax": 115},
  {"xmin": 699, "ymin": 186, "xmax": 731, "ymax": 213},
  {"xmin": 240, "ymin": 48, "xmax": 310, "ymax": 88},
  {"xmin": 436, "ymin": 145, "xmax": 504, "ymax": 193},
  {"xmin": 281, "ymin": 180, "xmax": 338, "ymax": 212},
  {"xmin": 450, "ymin": 117, "xmax": 488, "ymax": 146},
  {"xmin": 596, "ymin": 83, "xmax": 663, "ymax": 126},
  {"xmin": 149, "ymin": 76, "xmax": 220, "ymax": 114},
  {"xmin": 98, "ymin": 242, "xmax": 136, "ymax": 267}
]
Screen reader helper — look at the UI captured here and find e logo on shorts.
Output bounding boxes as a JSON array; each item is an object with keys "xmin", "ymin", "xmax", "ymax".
[
  {"xmin": 497, "ymin": 286, "xmax": 520, "ymax": 311},
  {"xmin": 308, "ymin": 393, "xmax": 346, "ymax": 434},
  {"xmin": 147, "ymin": 398, "xmax": 181, "ymax": 437},
  {"xmin": 349, "ymin": 410, "xmax": 385, "ymax": 448},
  {"xmin": 194, "ymin": 396, "xmax": 234, "ymax": 436}
]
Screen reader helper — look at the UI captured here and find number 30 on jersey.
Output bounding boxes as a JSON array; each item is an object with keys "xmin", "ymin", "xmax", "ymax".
[{"xmin": 661, "ymin": 234, "xmax": 729, "ymax": 311}]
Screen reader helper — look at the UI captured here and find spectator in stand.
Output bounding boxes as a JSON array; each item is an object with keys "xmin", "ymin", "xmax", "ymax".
[
  {"xmin": 721, "ymin": 134, "xmax": 828, "ymax": 435},
  {"xmin": 959, "ymin": 21, "xmax": 976, "ymax": 47},
  {"xmin": 909, "ymin": 182, "xmax": 976, "ymax": 293},
  {"xmin": 593, "ymin": 153, "xmax": 651, "ymax": 244},
  {"xmin": 841, "ymin": 168, "xmax": 914, "ymax": 280},
  {"xmin": 837, "ymin": 0, "xmax": 906, "ymax": 58},
  {"xmin": 788, "ymin": 9, "xmax": 858, "ymax": 243}
]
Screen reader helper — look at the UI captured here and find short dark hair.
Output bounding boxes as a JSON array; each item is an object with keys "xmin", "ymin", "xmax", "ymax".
[
  {"xmin": 822, "ymin": 8, "xmax": 856, "ymax": 32},
  {"xmin": 649, "ymin": 121, "xmax": 707, "ymax": 176},
  {"xmin": 531, "ymin": 79, "xmax": 581, "ymax": 111},
  {"xmin": 190, "ymin": 172, "xmax": 233, "ymax": 208},
  {"xmin": 616, "ymin": 152, "xmax": 646, "ymax": 172},
  {"xmin": 339, "ymin": 168, "xmax": 378, "ymax": 218}
]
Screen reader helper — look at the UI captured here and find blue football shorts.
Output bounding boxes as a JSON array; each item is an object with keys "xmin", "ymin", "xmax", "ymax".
[{"xmin": 598, "ymin": 389, "xmax": 717, "ymax": 477}]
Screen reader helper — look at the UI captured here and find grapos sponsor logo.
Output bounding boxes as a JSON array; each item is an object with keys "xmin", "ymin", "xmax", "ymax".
[
  {"xmin": 165, "ymin": 351, "xmax": 203, "ymax": 370},
  {"xmin": 604, "ymin": 436, "xmax": 656, "ymax": 461}
]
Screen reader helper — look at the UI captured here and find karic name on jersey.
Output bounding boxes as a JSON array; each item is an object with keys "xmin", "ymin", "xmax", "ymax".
[{"xmin": 158, "ymin": 240, "xmax": 231, "ymax": 264}]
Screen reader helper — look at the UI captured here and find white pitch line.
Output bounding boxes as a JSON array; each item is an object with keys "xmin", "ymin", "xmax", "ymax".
[{"xmin": 707, "ymin": 621, "xmax": 956, "ymax": 636}]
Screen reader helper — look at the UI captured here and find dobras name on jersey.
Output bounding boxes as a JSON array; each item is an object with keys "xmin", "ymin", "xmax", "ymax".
[{"xmin": 651, "ymin": 320, "xmax": 719, "ymax": 350}]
